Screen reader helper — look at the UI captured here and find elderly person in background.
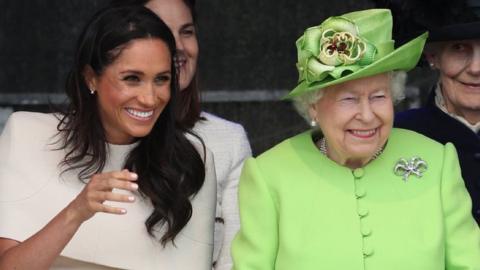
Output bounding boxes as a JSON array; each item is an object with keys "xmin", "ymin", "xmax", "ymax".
[
  {"xmin": 232, "ymin": 9, "xmax": 480, "ymax": 270},
  {"xmin": 385, "ymin": 0, "xmax": 480, "ymax": 225}
]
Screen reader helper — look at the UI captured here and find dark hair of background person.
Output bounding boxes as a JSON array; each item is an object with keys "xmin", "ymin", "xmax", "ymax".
[
  {"xmin": 110, "ymin": 0, "xmax": 201, "ymax": 129},
  {"xmin": 56, "ymin": 5, "xmax": 205, "ymax": 245}
]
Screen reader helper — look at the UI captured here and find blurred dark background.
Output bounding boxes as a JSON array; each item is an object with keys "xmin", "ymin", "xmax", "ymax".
[{"xmin": 0, "ymin": 0, "xmax": 436, "ymax": 155}]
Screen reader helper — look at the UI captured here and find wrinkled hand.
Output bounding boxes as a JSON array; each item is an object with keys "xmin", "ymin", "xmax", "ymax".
[{"xmin": 67, "ymin": 169, "xmax": 139, "ymax": 223}]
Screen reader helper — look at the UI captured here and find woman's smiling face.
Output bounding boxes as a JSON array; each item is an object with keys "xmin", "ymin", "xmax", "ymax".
[
  {"xmin": 86, "ymin": 38, "xmax": 172, "ymax": 144},
  {"xmin": 309, "ymin": 73, "xmax": 394, "ymax": 168},
  {"xmin": 428, "ymin": 39, "xmax": 480, "ymax": 123},
  {"xmin": 146, "ymin": 0, "xmax": 198, "ymax": 91}
]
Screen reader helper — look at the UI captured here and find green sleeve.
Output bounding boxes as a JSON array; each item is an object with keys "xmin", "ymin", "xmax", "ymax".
[
  {"xmin": 442, "ymin": 143, "xmax": 480, "ymax": 269},
  {"xmin": 232, "ymin": 158, "xmax": 278, "ymax": 270}
]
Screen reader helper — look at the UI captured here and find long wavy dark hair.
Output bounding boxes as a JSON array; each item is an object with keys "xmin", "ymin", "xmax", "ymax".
[
  {"xmin": 110, "ymin": 0, "xmax": 202, "ymax": 128},
  {"xmin": 57, "ymin": 5, "xmax": 205, "ymax": 245}
]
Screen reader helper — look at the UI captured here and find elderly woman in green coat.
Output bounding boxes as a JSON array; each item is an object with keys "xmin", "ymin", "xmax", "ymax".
[{"xmin": 232, "ymin": 9, "xmax": 480, "ymax": 270}]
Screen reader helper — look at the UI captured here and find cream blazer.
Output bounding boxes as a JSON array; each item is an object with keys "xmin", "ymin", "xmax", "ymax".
[{"xmin": 0, "ymin": 112, "xmax": 217, "ymax": 269}]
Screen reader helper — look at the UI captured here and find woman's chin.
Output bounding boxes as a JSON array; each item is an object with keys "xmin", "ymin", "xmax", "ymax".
[{"xmin": 178, "ymin": 72, "xmax": 193, "ymax": 91}]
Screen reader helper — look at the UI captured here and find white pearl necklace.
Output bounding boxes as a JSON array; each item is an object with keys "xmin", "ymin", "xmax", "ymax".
[{"xmin": 318, "ymin": 137, "xmax": 385, "ymax": 161}]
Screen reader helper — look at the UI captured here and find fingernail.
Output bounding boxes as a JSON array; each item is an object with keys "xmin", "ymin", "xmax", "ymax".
[
  {"xmin": 120, "ymin": 209, "xmax": 127, "ymax": 214},
  {"xmin": 128, "ymin": 196, "xmax": 135, "ymax": 202},
  {"xmin": 130, "ymin": 173, "xmax": 138, "ymax": 180},
  {"xmin": 131, "ymin": 183, "xmax": 139, "ymax": 190}
]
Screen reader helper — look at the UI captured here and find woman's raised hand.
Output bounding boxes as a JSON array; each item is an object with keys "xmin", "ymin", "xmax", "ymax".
[{"xmin": 67, "ymin": 169, "xmax": 139, "ymax": 223}]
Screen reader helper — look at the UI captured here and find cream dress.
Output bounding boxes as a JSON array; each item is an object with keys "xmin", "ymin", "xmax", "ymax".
[{"xmin": 0, "ymin": 112, "xmax": 216, "ymax": 269}]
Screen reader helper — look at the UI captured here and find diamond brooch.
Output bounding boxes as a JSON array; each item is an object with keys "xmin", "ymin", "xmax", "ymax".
[{"xmin": 394, "ymin": 157, "xmax": 428, "ymax": 181}]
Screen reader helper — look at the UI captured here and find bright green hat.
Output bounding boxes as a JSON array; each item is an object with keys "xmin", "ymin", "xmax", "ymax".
[{"xmin": 285, "ymin": 9, "xmax": 428, "ymax": 99}]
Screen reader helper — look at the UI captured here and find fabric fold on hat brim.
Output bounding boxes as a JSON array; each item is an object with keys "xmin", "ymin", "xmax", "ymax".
[{"xmin": 285, "ymin": 31, "xmax": 428, "ymax": 99}]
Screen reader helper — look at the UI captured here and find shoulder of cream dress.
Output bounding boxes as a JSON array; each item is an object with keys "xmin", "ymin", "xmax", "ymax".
[{"xmin": 0, "ymin": 111, "xmax": 216, "ymax": 270}]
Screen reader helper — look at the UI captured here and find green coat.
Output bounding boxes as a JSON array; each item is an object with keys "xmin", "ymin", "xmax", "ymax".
[{"xmin": 232, "ymin": 128, "xmax": 480, "ymax": 270}]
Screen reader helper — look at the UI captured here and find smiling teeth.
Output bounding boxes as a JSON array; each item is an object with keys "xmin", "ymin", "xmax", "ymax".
[
  {"xmin": 174, "ymin": 55, "xmax": 186, "ymax": 68},
  {"xmin": 352, "ymin": 129, "xmax": 376, "ymax": 136},
  {"xmin": 174, "ymin": 60, "xmax": 185, "ymax": 68},
  {"xmin": 126, "ymin": 108, "xmax": 153, "ymax": 118}
]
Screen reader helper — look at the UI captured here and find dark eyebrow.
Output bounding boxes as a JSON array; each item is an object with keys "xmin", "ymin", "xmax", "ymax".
[
  {"xmin": 119, "ymin": 70, "xmax": 171, "ymax": 76},
  {"xmin": 180, "ymin": 23, "xmax": 195, "ymax": 30},
  {"xmin": 120, "ymin": 70, "xmax": 144, "ymax": 76},
  {"xmin": 156, "ymin": 70, "xmax": 171, "ymax": 76}
]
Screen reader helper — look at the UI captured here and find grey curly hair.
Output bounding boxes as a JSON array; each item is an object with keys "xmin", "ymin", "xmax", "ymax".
[{"xmin": 292, "ymin": 71, "xmax": 407, "ymax": 123}]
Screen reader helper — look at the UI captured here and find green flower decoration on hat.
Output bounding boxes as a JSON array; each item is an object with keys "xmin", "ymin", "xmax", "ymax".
[
  {"xmin": 318, "ymin": 29, "xmax": 372, "ymax": 66},
  {"xmin": 286, "ymin": 9, "xmax": 428, "ymax": 99},
  {"xmin": 298, "ymin": 17, "xmax": 377, "ymax": 83}
]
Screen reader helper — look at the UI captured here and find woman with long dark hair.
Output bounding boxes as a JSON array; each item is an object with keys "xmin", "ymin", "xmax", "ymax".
[
  {"xmin": 110, "ymin": 1, "xmax": 252, "ymax": 269},
  {"xmin": 0, "ymin": 5, "xmax": 215, "ymax": 269}
]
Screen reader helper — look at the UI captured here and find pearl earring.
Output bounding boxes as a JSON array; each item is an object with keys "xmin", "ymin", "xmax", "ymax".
[
  {"xmin": 429, "ymin": 62, "xmax": 435, "ymax": 68},
  {"xmin": 310, "ymin": 119, "xmax": 317, "ymax": 127},
  {"xmin": 89, "ymin": 88, "xmax": 95, "ymax": 95}
]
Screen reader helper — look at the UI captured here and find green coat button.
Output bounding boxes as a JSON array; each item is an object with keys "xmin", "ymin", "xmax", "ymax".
[
  {"xmin": 355, "ymin": 187, "xmax": 367, "ymax": 198},
  {"xmin": 363, "ymin": 245, "xmax": 374, "ymax": 256},
  {"xmin": 361, "ymin": 226, "xmax": 372, "ymax": 236},
  {"xmin": 358, "ymin": 208, "xmax": 369, "ymax": 217},
  {"xmin": 352, "ymin": 168, "xmax": 365, "ymax": 178}
]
